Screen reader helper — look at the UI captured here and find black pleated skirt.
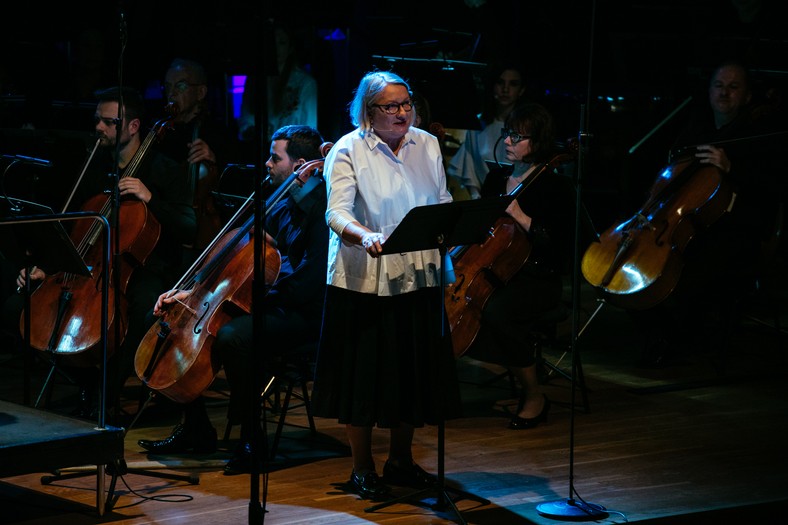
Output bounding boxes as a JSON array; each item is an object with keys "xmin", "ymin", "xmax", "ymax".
[{"xmin": 311, "ymin": 285, "xmax": 463, "ymax": 428}]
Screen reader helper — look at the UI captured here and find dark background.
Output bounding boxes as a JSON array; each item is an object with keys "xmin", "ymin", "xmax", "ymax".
[{"xmin": 1, "ymin": 0, "xmax": 786, "ymax": 232}]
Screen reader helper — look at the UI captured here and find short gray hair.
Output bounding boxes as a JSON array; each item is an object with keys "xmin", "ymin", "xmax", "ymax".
[{"xmin": 348, "ymin": 70, "xmax": 413, "ymax": 132}]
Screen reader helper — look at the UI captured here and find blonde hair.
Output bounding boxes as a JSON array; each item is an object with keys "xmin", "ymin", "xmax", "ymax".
[{"xmin": 348, "ymin": 70, "xmax": 414, "ymax": 132}]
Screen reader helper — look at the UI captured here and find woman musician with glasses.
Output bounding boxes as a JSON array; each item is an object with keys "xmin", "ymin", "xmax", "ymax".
[{"xmin": 462, "ymin": 102, "xmax": 579, "ymax": 430}]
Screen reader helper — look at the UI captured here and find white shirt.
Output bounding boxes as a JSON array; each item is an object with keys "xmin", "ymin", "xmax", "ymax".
[{"xmin": 325, "ymin": 126, "xmax": 452, "ymax": 296}]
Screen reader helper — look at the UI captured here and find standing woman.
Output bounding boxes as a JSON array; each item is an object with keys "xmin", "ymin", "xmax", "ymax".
[{"xmin": 312, "ymin": 70, "xmax": 462, "ymax": 499}]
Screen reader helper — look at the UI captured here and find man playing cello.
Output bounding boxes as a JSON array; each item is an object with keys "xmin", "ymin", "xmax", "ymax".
[{"xmin": 137, "ymin": 125, "xmax": 328, "ymax": 475}]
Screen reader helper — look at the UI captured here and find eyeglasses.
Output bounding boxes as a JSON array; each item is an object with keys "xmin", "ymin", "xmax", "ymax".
[
  {"xmin": 162, "ymin": 81, "xmax": 202, "ymax": 94},
  {"xmin": 501, "ymin": 128, "xmax": 532, "ymax": 144},
  {"xmin": 370, "ymin": 101, "xmax": 414, "ymax": 115}
]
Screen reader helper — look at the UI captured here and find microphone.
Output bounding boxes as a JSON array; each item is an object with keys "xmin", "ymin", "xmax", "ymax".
[
  {"xmin": 118, "ymin": 1, "xmax": 127, "ymax": 35},
  {"xmin": 1, "ymin": 154, "xmax": 53, "ymax": 167}
]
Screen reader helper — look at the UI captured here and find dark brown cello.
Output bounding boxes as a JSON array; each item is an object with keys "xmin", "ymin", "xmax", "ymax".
[
  {"xmin": 134, "ymin": 152, "xmax": 330, "ymax": 404},
  {"xmin": 580, "ymin": 153, "xmax": 734, "ymax": 309},
  {"xmin": 188, "ymin": 119, "xmax": 223, "ymax": 251},
  {"xmin": 445, "ymin": 152, "xmax": 573, "ymax": 357},
  {"xmin": 22, "ymin": 113, "xmax": 174, "ymax": 365}
]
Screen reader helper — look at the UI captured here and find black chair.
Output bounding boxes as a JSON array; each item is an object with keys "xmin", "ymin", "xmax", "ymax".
[
  {"xmin": 736, "ymin": 202, "xmax": 786, "ymax": 357},
  {"xmin": 223, "ymin": 342, "xmax": 317, "ymax": 460}
]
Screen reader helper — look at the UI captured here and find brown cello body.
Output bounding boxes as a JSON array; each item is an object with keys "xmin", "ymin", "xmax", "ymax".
[
  {"xmin": 445, "ymin": 217, "xmax": 532, "ymax": 357},
  {"xmin": 134, "ymin": 153, "xmax": 330, "ymax": 404},
  {"xmin": 21, "ymin": 115, "xmax": 172, "ymax": 365},
  {"xmin": 188, "ymin": 122, "xmax": 223, "ymax": 251},
  {"xmin": 134, "ymin": 219, "xmax": 280, "ymax": 404},
  {"xmin": 23, "ymin": 199, "xmax": 160, "ymax": 364},
  {"xmin": 445, "ymin": 154, "xmax": 571, "ymax": 357},
  {"xmin": 581, "ymin": 157, "xmax": 734, "ymax": 309}
]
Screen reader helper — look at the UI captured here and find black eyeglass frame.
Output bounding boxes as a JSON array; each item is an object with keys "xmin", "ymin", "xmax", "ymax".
[
  {"xmin": 501, "ymin": 128, "xmax": 532, "ymax": 144},
  {"xmin": 369, "ymin": 101, "xmax": 414, "ymax": 115}
]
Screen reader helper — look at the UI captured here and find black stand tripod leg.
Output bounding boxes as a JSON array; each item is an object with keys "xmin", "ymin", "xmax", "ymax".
[
  {"xmin": 364, "ymin": 426, "xmax": 490, "ymax": 525},
  {"xmin": 40, "ymin": 389, "xmax": 200, "ymax": 510},
  {"xmin": 33, "ymin": 353, "xmax": 78, "ymax": 408}
]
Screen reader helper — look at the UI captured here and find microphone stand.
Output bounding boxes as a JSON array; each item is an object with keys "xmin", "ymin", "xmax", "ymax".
[
  {"xmin": 536, "ymin": 0, "xmax": 607, "ymax": 520},
  {"xmin": 248, "ymin": 11, "xmax": 273, "ymax": 525}
]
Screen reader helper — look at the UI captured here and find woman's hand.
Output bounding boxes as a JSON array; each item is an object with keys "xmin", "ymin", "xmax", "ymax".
[{"xmin": 361, "ymin": 231, "xmax": 386, "ymax": 258}]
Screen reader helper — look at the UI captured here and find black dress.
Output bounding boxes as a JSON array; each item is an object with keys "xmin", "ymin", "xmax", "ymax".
[{"xmin": 465, "ymin": 165, "xmax": 577, "ymax": 368}]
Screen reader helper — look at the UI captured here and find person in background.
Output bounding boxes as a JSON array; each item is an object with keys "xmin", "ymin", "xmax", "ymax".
[
  {"xmin": 311, "ymin": 70, "xmax": 462, "ymax": 499},
  {"xmin": 464, "ymin": 102, "xmax": 578, "ymax": 429},
  {"xmin": 237, "ymin": 22, "xmax": 318, "ymax": 145},
  {"xmin": 11, "ymin": 86, "xmax": 195, "ymax": 421},
  {"xmin": 630, "ymin": 59, "xmax": 782, "ymax": 367},
  {"xmin": 157, "ymin": 58, "xmax": 236, "ymax": 258},
  {"xmin": 138, "ymin": 125, "xmax": 328, "ymax": 475},
  {"xmin": 446, "ymin": 64, "xmax": 528, "ymax": 200}
]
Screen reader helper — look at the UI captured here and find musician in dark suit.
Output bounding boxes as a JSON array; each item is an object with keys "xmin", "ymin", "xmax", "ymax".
[
  {"xmin": 138, "ymin": 125, "xmax": 327, "ymax": 475},
  {"xmin": 633, "ymin": 59, "xmax": 783, "ymax": 367},
  {"xmin": 6, "ymin": 86, "xmax": 195, "ymax": 420},
  {"xmin": 464, "ymin": 102, "xmax": 578, "ymax": 430},
  {"xmin": 155, "ymin": 58, "xmax": 238, "ymax": 262}
]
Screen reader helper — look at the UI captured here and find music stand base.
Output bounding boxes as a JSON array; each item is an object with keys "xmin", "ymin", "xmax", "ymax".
[
  {"xmin": 365, "ymin": 484, "xmax": 490, "ymax": 525},
  {"xmin": 536, "ymin": 498, "xmax": 608, "ymax": 521}
]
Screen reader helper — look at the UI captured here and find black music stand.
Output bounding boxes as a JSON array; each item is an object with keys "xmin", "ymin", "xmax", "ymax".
[
  {"xmin": 0, "ymin": 198, "xmax": 92, "ymax": 407},
  {"xmin": 366, "ymin": 196, "xmax": 512, "ymax": 524}
]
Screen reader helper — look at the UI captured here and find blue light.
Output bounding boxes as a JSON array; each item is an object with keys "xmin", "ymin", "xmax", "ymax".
[{"xmin": 230, "ymin": 75, "xmax": 247, "ymax": 119}]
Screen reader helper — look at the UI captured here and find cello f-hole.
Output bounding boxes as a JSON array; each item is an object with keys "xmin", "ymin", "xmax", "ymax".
[{"xmin": 194, "ymin": 301, "xmax": 211, "ymax": 334}]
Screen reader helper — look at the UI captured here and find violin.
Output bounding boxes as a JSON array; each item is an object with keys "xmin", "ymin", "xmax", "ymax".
[
  {"xmin": 445, "ymin": 152, "xmax": 573, "ymax": 357},
  {"xmin": 21, "ymin": 112, "xmax": 174, "ymax": 365},
  {"xmin": 581, "ymin": 154, "xmax": 733, "ymax": 309},
  {"xmin": 134, "ymin": 148, "xmax": 331, "ymax": 404}
]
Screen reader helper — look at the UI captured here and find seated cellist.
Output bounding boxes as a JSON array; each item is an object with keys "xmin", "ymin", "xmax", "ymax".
[
  {"xmin": 463, "ymin": 103, "xmax": 578, "ymax": 430},
  {"xmin": 631, "ymin": 59, "xmax": 783, "ymax": 367},
  {"xmin": 137, "ymin": 124, "xmax": 328, "ymax": 475}
]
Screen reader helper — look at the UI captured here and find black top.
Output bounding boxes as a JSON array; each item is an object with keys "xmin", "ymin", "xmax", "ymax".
[
  {"xmin": 264, "ymin": 177, "xmax": 328, "ymax": 321},
  {"xmin": 70, "ymin": 146, "xmax": 196, "ymax": 281},
  {"xmin": 671, "ymin": 104, "xmax": 783, "ymax": 275},
  {"xmin": 487, "ymin": 166, "xmax": 579, "ymax": 277}
]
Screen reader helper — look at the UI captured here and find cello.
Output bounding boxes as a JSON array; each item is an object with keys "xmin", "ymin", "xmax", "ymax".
[
  {"xmin": 187, "ymin": 119, "xmax": 223, "ymax": 251},
  {"xmin": 134, "ymin": 151, "xmax": 330, "ymax": 404},
  {"xmin": 580, "ymin": 152, "xmax": 734, "ymax": 309},
  {"xmin": 445, "ymin": 152, "xmax": 574, "ymax": 357},
  {"xmin": 22, "ymin": 112, "xmax": 174, "ymax": 365}
]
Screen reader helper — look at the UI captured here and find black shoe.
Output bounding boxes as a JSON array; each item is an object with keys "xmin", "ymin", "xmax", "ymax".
[
  {"xmin": 138, "ymin": 423, "xmax": 217, "ymax": 454},
  {"xmin": 349, "ymin": 470, "xmax": 390, "ymax": 499},
  {"xmin": 223, "ymin": 442, "xmax": 264, "ymax": 476},
  {"xmin": 508, "ymin": 396, "xmax": 550, "ymax": 430},
  {"xmin": 382, "ymin": 460, "xmax": 437, "ymax": 488}
]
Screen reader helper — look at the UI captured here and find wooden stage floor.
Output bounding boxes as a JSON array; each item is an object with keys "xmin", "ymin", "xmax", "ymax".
[{"xmin": 1, "ymin": 279, "xmax": 787, "ymax": 524}]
